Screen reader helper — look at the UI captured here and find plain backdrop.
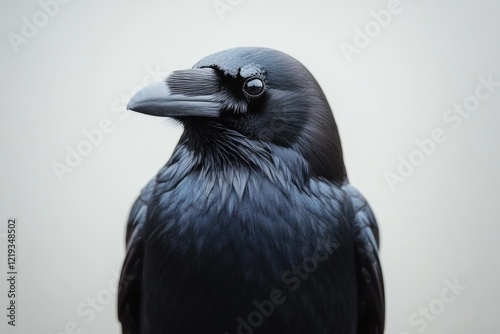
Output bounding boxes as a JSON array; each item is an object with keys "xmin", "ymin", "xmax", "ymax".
[{"xmin": 1, "ymin": 0, "xmax": 499, "ymax": 333}]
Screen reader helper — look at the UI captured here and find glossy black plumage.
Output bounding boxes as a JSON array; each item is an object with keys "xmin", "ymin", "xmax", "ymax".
[{"xmin": 118, "ymin": 47, "xmax": 384, "ymax": 334}]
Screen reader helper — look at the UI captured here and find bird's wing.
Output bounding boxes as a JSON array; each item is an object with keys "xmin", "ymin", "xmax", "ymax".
[
  {"xmin": 118, "ymin": 178, "xmax": 156, "ymax": 334},
  {"xmin": 343, "ymin": 184, "xmax": 385, "ymax": 334}
]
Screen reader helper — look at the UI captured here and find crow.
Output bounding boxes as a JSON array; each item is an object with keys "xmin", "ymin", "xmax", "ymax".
[{"xmin": 118, "ymin": 47, "xmax": 384, "ymax": 334}]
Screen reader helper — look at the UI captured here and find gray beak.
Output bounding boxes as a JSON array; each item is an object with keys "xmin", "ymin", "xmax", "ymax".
[{"xmin": 127, "ymin": 68, "xmax": 221, "ymax": 118}]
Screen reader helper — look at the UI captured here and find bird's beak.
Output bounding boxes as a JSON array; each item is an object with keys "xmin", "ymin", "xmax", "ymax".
[{"xmin": 127, "ymin": 68, "xmax": 221, "ymax": 118}]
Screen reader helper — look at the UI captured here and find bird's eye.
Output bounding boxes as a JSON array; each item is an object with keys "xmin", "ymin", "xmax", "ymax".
[{"xmin": 243, "ymin": 78, "xmax": 265, "ymax": 98}]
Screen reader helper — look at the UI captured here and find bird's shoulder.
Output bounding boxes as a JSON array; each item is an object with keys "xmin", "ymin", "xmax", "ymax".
[
  {"xmin": 125, "ymin": 176, "xmax": 157, "ymax": 244},
  {"xmin": 341, "ymin": 182, "xmax": 379, "ymax": 245}
]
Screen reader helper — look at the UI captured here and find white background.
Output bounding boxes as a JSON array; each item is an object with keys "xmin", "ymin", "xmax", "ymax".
[{"xmin": 1, "ymin": 0, "xmax": 499, "ymax": 333}]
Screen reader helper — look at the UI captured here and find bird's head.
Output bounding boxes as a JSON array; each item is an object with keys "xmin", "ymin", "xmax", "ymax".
[{"xmin": 128, "ymin": 47, "xmax": 346, "ymax": 183}]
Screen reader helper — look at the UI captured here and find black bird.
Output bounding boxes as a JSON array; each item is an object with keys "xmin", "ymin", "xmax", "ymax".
[{"xmin": 118, "ymin": 47, "xmax": 384, "ymax": 334}]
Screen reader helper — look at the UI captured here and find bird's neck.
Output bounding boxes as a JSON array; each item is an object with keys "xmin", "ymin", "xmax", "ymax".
[{"xmin": 165, "ymin": 121, "xmax": 311, "ymax": 189}]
